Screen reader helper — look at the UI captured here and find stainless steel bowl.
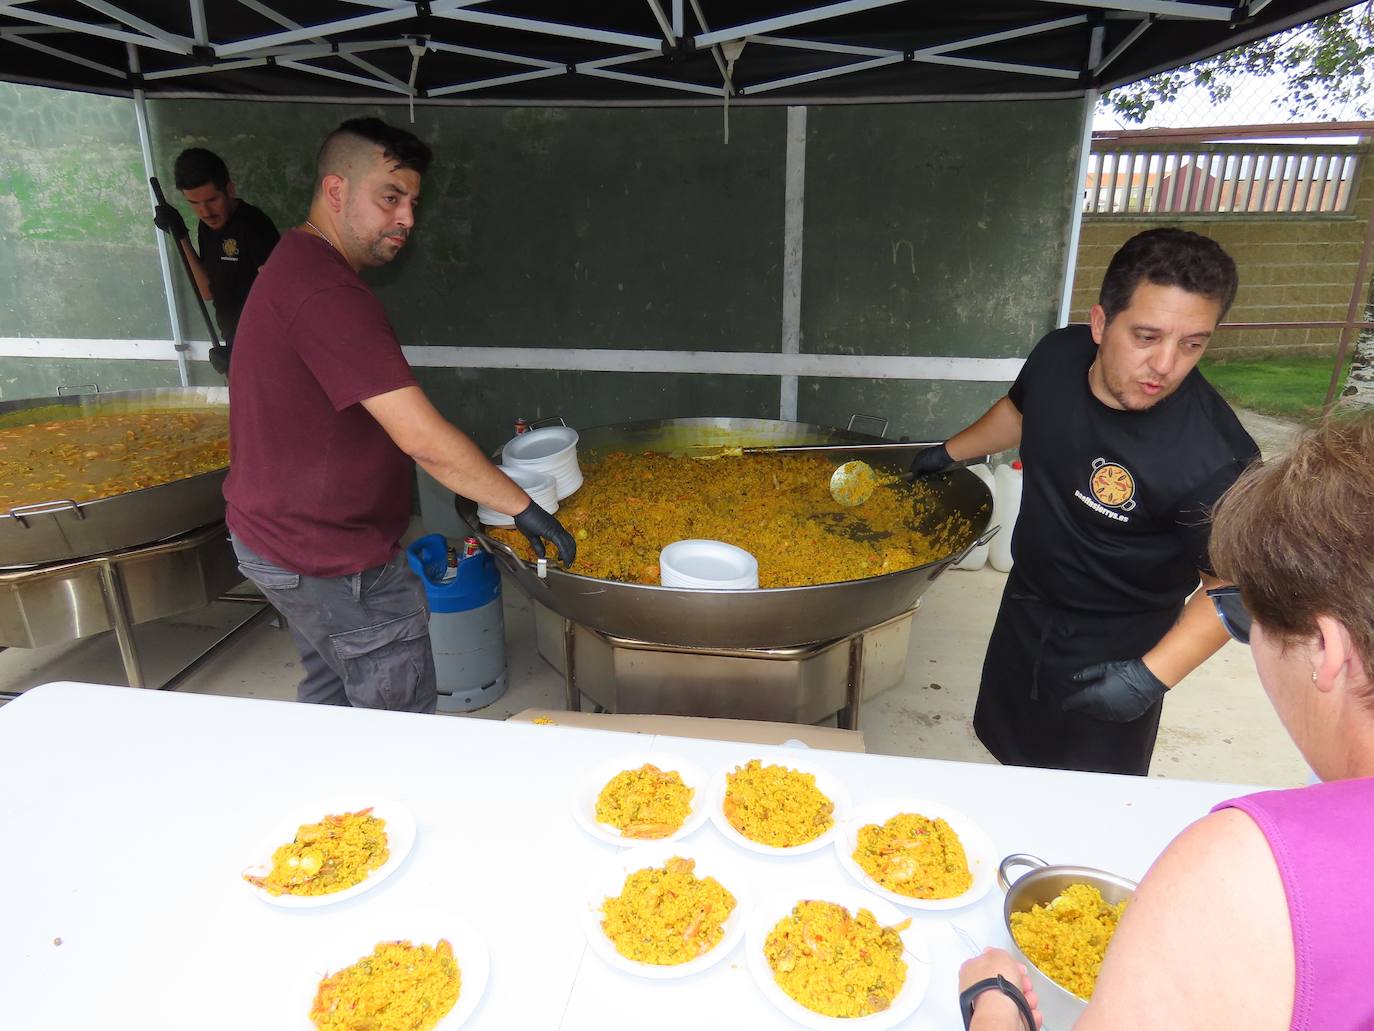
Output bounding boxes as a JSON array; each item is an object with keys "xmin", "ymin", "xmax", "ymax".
[{"xmin": 999, "ymin": 853, "xmax": 1137, "ymax": 1031}]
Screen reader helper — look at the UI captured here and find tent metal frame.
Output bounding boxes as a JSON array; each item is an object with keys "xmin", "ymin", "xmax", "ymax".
[
  {"xmin": 0, "ymin": 0, "xmax": 1355, "ymax": 388},
  {"xmin": 0, "ymin": 0, "xmax": 1259, "ymax": 104}
]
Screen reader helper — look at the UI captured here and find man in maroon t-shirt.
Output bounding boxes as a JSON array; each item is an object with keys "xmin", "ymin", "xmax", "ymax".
[{"xmin": 223, "ymin": 117, "xmax": 573, "ymax": 714}]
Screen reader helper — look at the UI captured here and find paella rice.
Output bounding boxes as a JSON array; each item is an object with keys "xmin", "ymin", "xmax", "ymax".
[
  {"xmin": 1010, "ymin": 883, "xmax": 1127, "ymax": 1000},
  {"xmin": 488, "ymin": 450, "xmax": 974, "ymax": 587},
  {"xmin": 600, "ymin": 856, "xmax": 737, "ymax": 965},
  {"xmin": 723, "ymin": 760, "xmax": 834, "ymax": 848},
  {"xmin": 853, "ymin": 812, "xmax": 973, "ymax": 899},
  {"xmin": 764, "ymin": 899, "xmax": 910, "ymax": 1018},
  {"xmin": 309, "ymin": 938, "xmax": 460, "ymax": 1031},
  {"xmin": 0, "ymin": 407, "xmax": 229, "ymax": 510},
  {"xmin": 244, "ymin": 808, "xmax": 389, "ymax": 896},
  {"xmin": 595, "ymin": 763, "xmax": 695, "ymax": 839}
]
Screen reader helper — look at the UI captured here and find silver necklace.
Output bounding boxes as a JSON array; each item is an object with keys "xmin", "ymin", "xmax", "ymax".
[{"xmin": 303, "ymin": 219, "xmax": 340, "ymax": 254}]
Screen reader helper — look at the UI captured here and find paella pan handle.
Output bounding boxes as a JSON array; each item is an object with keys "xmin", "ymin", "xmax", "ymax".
[
  {"xmin": 846, "ymin": 413, "xmax": 889, "ymax": 437},
  {"xmin": 529, "ymin": 416, "xmax": 568, "ymax": 429},
  {"xmin": 56, "ymin": 384, "xmax": 98, "ymax": 396},
  {"xmin": 951, "ymin": 525, "xmax": 1000, "ymax": 568},
  {"xmin": 997, "ymin": 853, "xmax": 1049, "ymax": 892},
  {"xmin": 474, "ymin": 530, "xmax": 552, "ymax": 589},
  {"xmin": 7, "ymin": 499, "xmax": 85, "ymax": 527}
]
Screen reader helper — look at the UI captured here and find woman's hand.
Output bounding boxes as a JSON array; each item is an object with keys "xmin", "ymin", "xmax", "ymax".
[{"xmin": 958, "ymin": 947, "xmax": 1043, "ymax": 1030}]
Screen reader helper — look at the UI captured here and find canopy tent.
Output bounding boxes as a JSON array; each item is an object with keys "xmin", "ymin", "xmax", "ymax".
[
  {"xmin": 0, "ymin": 0, "xmax": 1357, "ymax": 106},
  {"xmin": 0, "ymin": 0, "xmax": 1360, "ymax": 399}
]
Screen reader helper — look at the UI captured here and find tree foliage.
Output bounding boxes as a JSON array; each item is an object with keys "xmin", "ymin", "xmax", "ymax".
[{"xmin": 1104, "ymin": 1, "xmax": 1374, "ymax": 123}]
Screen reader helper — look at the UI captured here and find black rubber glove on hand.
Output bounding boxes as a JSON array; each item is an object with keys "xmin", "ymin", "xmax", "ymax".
[
  {"xmin": 208, "ymin": 343, "xmax": 231, "ymax": 376},
  {"xmin": 514, "ymin": 500, "xmax": 576, "ymax": 566},
  {"xmin": 1061, "ymin": 658, "xmax": 1168, "ymax": 722},
  {"xmin": 909, "ymin": 442, "xmax": 953, "ymax": 478},
  {"xmin": 153, "ymin": 203, "xmax": 189, "ymax": 240}
]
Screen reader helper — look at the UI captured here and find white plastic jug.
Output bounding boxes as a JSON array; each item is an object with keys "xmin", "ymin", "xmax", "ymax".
[
  {"xmin": 989, "ymin": 460, "xmax": 1023, "ymax": 573},
  {"xmin": 955, "ymin": 463, "xmax": 997, "ymax": 570}
]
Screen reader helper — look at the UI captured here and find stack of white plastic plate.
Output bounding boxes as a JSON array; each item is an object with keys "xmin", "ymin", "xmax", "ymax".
[
  {"xmin": 659, "ymin": 539, "xmax": 759, "ymax": 590},
  {"xmin": 476, "ymin": 467, "xmax": 558, "ymax": 527},
  {"xmin": 500, "ymin": 426, "xmax": 583, "ymax": 499}
]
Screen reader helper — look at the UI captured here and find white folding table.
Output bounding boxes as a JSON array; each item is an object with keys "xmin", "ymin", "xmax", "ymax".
[{"xmin": 0, "ymin": 682, "xmax": 1255, "ymax": 1030}]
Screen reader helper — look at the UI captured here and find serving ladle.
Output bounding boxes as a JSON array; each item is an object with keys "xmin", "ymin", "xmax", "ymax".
[{"xmin": 689, "ymin": 441, "xmax": 943, "ymax": 507}]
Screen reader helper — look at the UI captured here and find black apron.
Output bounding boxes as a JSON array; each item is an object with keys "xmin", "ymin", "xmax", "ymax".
[{"xmin": 973, "ymin": 570, "xmax": 1182, "ymax": 776}]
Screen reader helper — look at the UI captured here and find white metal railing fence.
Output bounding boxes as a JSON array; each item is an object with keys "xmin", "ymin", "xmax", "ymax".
[{"xmin": 1084, "ymin": 140, "xmax": 1366, "ymax": 216}]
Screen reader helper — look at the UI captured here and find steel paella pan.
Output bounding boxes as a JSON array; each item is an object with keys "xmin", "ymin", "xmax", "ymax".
[
  {"xmin": 0, "ymin": 387, "xmax": 230, "ymax": 567},
  {"xmin": 474, "ymin": 417, "xmax": 995, "ymax": 649}
]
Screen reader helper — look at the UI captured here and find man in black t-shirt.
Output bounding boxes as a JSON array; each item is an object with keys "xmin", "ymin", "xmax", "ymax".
[
  {"xmin": 153, "ymin": 148, "xmax": 280, "ymax": 374},
  {"xmin": 911, "ymin": 229, "xmax": 1259, "ymax": 775}
]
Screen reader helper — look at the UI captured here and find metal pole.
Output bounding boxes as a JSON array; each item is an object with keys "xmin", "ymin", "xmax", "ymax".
[
  {"xmin": 779, "ymin": 106, "xmax": 806, "ymax": 422},
  {"xmin": 1322, "ymin": 181, "xmax": 1374, "ymax": 413},
  {"xmin": 97, "ymin": 560, "xmax": 145, "ymax": 689},
  {"xmin": 127, "ymin": 42, "xmax": 191, "ymax": 386},
  {"xmin": 1058, "ymin": 25, "xmax": 1103, "ymax": 328},
  {"xmin": 1058, "ymin": 87, "xmax": 1099, "ymax": 327}
]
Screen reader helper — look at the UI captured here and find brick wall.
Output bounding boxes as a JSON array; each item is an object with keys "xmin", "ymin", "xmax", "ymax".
[{"xmin": 1069, "ymin": 150, "xmax": 1374, "ymax": 357}]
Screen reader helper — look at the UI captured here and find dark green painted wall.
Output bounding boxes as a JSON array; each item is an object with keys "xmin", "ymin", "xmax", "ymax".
[
  {"xmin": 803, "ymin": 103, "xmax": 1079, "ymax": 359},
  {"xmin": 0, "ymin": 83, "xmax": 169, "ymax": 340},
  {"xmin": 1, "ymin": 83, "xmax": 1081, "ymax": 442}
]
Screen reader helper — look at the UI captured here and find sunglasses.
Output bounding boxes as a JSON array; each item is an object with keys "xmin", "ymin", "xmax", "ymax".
[{"xmin": 1207, "ymin": 585, "xmax": 1253, "ymax": 645}]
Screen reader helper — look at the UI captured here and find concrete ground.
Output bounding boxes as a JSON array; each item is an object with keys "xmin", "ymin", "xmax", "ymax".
[
  {"xmin": 0, "ymin": 562, "xmax": 1309, "ymax": 788},
  {"xmin": 0, "ymin": 407, "xmax": 1306, "ymax": 788}
]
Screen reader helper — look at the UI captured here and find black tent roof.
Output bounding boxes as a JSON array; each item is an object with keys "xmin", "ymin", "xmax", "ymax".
[{"xmin": 0, "ymin": 1, "xmax": 1356, "ymax": 105}]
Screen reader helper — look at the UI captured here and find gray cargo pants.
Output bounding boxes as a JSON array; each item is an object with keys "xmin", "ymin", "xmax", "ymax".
[{"xmin": 231, "ymin": 535, "xmax": 437, "ymax": 714}]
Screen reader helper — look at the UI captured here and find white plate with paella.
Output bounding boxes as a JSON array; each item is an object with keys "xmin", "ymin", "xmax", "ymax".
[
  {"xmin": 301, "ymin": 909, "xmax": 489, "ymax": 1031},
  {"xmin": 835, "ymin": 797, "xmax": 997, "ymax": 911},
  {"xmin": 572, "ymin": 752, "xmax": 710, "ymax": 847},
  {"xmin": 579, "ymin": 840, "xmax": 755, "ymax": 980},
  {"xmin": 241, "ymin": 801, "xmax": 416, "ymax": 909},
  {"xmin": 745, "ymin": 885, "xmax": 931, "ymax": 1031},
  {"xmin": 708, "ymin": 755, "xmax": 851, "ymax": 856}
]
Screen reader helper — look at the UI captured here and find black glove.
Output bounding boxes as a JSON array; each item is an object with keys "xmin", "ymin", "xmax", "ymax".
[
  {"xmin": 153, "ymin": 203, "xmax": 189, "ymax": 240},
  {"xmin": 208, "ymin": 343, "xmax": 231, "ymax": 376},
  {"xmin": 1062, "ymin": 658, "xmax": 1168, "ymax": 722},
  {"xmin": 909, "ymin": 442, "xmax": 953, "ymax": 478},
  {"xmin": 513, "ymin": 500, "xmax": 576, "ymax": 566}
]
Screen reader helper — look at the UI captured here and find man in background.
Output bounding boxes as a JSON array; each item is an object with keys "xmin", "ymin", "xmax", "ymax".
[{"xmin": 152, "ymin": 147, "xmax": 280, "ymax": 373}]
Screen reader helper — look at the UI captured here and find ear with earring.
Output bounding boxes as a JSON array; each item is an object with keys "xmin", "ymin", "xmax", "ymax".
[{"xmin": 1312, "ymin": 670, "xmax": 1319, "ymax": 683}]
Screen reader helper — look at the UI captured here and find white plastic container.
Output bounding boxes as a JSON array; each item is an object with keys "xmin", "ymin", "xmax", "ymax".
[
  {"xmin": 659, "ymin": 540, "xmax": 759, "ymax": 590},
  {"xmin": 500, "ymin": 426, "xmax": 583, "ymax": 499},
  {"xmin": 989, "ymin": 460, "xmax": 1023, "ymax": 574},
  {"xmin": 954, "ymin": 463, "xmax": 997, "ymax": 571},
  {"xmin": 476, "ymin": 467, "xmax": 558, "ymax": 527}
]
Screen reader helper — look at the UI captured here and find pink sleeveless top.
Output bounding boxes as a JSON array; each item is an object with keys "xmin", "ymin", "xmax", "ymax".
[{"xmin": 1214, "ymin": 778, "xmax": 1374, "ymax": 1031}]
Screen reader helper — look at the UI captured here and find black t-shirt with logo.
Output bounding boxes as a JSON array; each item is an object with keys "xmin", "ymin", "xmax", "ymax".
[
  {"xmin": 197, "ymin": 200, "xmax": 280, "ymax": 340},
  {"xmin": 1007, "ymin": 324, "xmax": 1259, "ymax": 615}
]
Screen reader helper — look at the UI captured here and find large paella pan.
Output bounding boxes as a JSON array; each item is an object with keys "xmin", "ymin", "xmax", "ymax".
[
  {"xmin": 0, "ymin": 387, "xmax": 230, "ymax": 567},
  {"xmin": 474, "ymin": 417, "xmax": 994, "ymax": 649}
]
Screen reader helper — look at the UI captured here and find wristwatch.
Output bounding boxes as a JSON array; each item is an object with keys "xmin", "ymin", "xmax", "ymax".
[{"xmin": 959, "ymin": 974, "xmax": 1036, "ymax": 1031}]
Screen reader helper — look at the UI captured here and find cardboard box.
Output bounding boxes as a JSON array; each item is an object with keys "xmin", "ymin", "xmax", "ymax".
[{"xmin": 507, "ymin": 707, "xmax": 865, "ymax": 753}]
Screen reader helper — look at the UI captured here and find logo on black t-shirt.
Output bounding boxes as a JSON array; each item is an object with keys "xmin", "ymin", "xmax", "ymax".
[
  {"xmin": 1074, "ymin": 457, "xmax": 1136, "ymax": 523},
  {"xmin": 221, "ymin": 238, "xmax": 240, "ymax": 260}
]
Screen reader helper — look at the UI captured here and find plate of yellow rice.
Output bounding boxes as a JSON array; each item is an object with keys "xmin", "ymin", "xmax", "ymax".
[
  {"xmin": 710, "ymin": 755, "xmax": 851, "ymax": 856},
  {"xmin": 745, "ymin": 886, "xmax": 930, "ymax": 1030},
  {"xmin": 572, "ymin": 752, "xmax": 709, "ymax": 846},
  {"xmin": 580, "ymin": 840, "xmax": 754, "ymax": 979},
  {"xmin": 303, "ymin": 909, "xmax": 489, "ymax": 1031},
  {"xmin": 836, "ymin": 797, "xmax": 996, "ymax": 910},
  {"xmin": 242, "ymin": 801, "xmax": 415, "ymax": 908}
]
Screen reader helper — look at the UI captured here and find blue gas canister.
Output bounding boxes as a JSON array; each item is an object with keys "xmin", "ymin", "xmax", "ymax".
[{"xmin": 406, "ymin": 533, "xmax": 507, "ymax": 712}]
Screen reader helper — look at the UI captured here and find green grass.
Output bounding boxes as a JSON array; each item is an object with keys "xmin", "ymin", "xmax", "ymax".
[{"xmin": 1199, "ymin": 354, "xmax": 1352, "ymax": 422}]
